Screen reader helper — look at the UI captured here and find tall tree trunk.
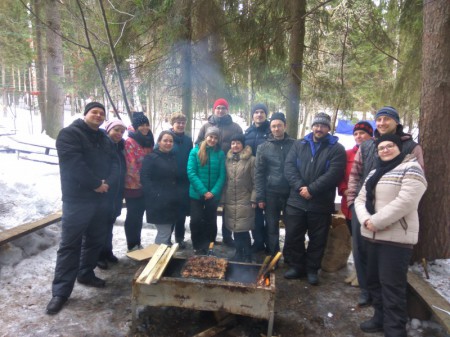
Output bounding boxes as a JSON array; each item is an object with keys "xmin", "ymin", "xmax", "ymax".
[
  {"xmin": 44, "ymin": 0, "xmax": 64, "ymax": 138},
  {"xmin": 180, "ymin": 0, "xmax": 193, "ymax": 135},
  {"xmin": 286, "ymin": 0, "xmax": 306, "ymax": 138},
  {"xmin": 34, "ymin": 0, "xmax": 46, "ymax": 129},
  {"xmin": 414, "ymin": 0, "xmax": 450, "ymax": 261}
]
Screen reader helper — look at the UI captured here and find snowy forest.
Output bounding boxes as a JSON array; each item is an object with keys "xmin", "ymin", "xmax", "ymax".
[{"xmin": 0, "ymin": 0, "xmax": 448, "ymax": 260}]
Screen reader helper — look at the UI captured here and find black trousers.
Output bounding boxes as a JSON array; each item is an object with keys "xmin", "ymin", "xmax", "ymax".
[
  {"xmin": 283, "ymin": 205, "xmax": 331, "ymax": 273},
  {"xmin": 52, "ymin": 198, "xmax": 108, "ymax": 298},
  {"xmin": 251, "ymin": 207, "xmax": 266, "ymax": 250},
  {"xmin": 366, "ymin": 240, "xmax": 412, "ymax": 337},
  {"xmin": 264, "ymin": 193, "xmax": 287, "ymax": 256},
  {"xmin": 189, "ymin": 198, "xmax": 219, "ymax": 250},
  {"xmin": 124, "ymin": 196, "xmax": 145, "ymax": 250}
]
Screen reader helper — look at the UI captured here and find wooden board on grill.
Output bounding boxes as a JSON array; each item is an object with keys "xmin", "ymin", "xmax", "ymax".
[{"xmin": 181, "ymin": 255, "xmax": 228, "ymax": 280}]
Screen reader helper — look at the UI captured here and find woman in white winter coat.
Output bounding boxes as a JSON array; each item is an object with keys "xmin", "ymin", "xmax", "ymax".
[
  {"xmin": 222, "ymin": 134, "xmax": 256, "ymax": 262},
  {"xmin": 355, "ymin": 134, "xmax": 427, "ymax": 337}
]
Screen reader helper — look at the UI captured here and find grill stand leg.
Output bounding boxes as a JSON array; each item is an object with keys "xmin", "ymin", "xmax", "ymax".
[{"xmin": 267, "ymin": 309, "xmax": 274, "ymax": 337}]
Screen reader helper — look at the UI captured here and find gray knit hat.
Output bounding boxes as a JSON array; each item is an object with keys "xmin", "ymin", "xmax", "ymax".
[
  {"xmin": 312, "ymin": 112, "xmax": 331, "ymax": 128},
  {"xmin": 205, "ymin": 126, "xmax": 220, "ymax": 138}
]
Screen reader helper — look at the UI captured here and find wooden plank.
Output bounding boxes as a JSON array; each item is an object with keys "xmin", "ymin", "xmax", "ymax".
[
  {"xmin": 151, "ymin": 243, "xmax": 179, "ymax": 284},
  {"xmin": 408, "ymin": 271, "xmax": 450, "ymax": 333},
  {"xmin": 0, "ymin": 211, "xmax": 62, "ymax": 246},
  {"xmin": 126, "ymin": 244, "xmax": 159, "ymax": 261},
  {"xmin": 136, "ymin": 244, "xmax": 168, "ymax": 283},
  {"xmin": 144, "ymin": 244, "xmax": 177, "ymax": 284}
]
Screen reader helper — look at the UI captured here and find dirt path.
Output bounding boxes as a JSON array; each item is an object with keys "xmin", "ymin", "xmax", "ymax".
[{"xmin": 0, "ymin": 222, "xmax": 447, "ymax": 337}]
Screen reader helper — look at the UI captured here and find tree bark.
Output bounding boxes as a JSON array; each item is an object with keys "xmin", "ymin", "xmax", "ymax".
[
  {"xmin": 414, "ymin": 0, "xmax": 450, "ymax": 261},
  {"xmin": 34, "ymin": 0, "xmax": 47, "ymax": 129},
  {"xmin": 44, "ymin": 0, "xmax": 64, "ymax": 138},
  {"xmin": 286, "ymin": 0, "xmax": 306, "ymax": 138}
]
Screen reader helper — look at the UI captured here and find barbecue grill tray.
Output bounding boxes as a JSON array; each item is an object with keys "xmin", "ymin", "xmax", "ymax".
[{"xmin": 164, "ymin": 257, "xmax": 260, "ymax": 284}]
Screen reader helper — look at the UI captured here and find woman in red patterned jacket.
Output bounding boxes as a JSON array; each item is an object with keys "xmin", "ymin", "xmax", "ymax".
[{"xmin": 124, "ymin": 112, "xmax": 154, "ymax": 252}]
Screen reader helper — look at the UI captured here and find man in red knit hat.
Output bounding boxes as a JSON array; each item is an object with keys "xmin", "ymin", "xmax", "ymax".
[{"xmin": 196, "ymin": 98, "xmax": 243, "ymax": 247}]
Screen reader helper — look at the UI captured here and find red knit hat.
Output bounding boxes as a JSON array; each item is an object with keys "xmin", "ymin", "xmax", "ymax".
[{"xmin": 213, "ymin": 98, "xmax": 229, "ymax": 110}]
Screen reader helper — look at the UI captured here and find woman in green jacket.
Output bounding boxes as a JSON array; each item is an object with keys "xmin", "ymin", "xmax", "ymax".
[{"xmin": 187, "ymin": 127, "xmax": 226, "ymax": 254}]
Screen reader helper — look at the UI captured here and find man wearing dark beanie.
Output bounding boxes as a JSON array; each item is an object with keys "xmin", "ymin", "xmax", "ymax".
[
  {"xmin": 255, "ymin": 112, "xmax": 295, "ymax": 259},
  {"xmin": 346, "ymin": 106, "xmax": 424, "ymax": 309},
  {"xmin": 46, "ymin": 101, "xmax": 119, "ymax": 315},
  {"xmin": 244, "ymin": 103, "xmax": 271, "ymax": 253},
  {"xmin": 283, "ymin": 112, "xmax": 346, "ymax": 285},
  {"xmin": 84, "ymin": 101, "xmax": 105, "ymax": 116}
]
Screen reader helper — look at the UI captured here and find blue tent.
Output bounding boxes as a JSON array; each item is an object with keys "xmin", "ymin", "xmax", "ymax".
[{"xmin": 336, "ymin": 119, "xmax": 376, "ymax": 135}]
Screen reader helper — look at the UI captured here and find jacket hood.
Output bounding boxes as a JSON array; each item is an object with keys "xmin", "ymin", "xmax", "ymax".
[
  {"xmin": 226, "ymin": 145, "xmax": 252, "ymax": 160},
  {"xmin": 208, "ymin": 114, "xmax": 234, "ymax": 126}
]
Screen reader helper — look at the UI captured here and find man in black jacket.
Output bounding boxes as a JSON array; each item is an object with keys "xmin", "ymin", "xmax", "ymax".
[
  {"xmin": 283, "ymin": 112, "xmax": 346, "ymax": 285},
  {"xmin": 245, "ymin": 103, "xmax": 271, "ymax": 253},
  {"xmin": 255, "ymin": 112, "xmax": 295, "ymax": 257},
  {"xmin": 46, "ymin": 102, "xmax": 119, "ymax": 315}
]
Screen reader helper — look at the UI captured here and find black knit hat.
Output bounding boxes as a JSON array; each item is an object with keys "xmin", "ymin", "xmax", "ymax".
[
  {"xmin": 375, "ymin": 134, "xmax": 403, "ymax": 152},
  {"xmin": 251, "ymin": 103, "xmax": 268, "ymax": 116},
  {"xmin": 230, "ymin": 133, "xmax": 245, "ymax": 146},
  {"xmin": 270, "ymin": 112, "xmax": 286, "ymax": 125},
  {"xmin": 84, "ymin": 102, "xmax": 105, "ymax": 115},
  {"xmin": 353, "ymin": 121, "xmax": 373, "ymax": 137},
  {"xmin": 132, "ymin": 112, "xmax": 150, "ymax": 130}
]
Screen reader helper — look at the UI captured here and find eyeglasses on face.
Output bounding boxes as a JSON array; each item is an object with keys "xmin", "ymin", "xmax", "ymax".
[
  {"xmin": 215, "ymin": 106, "xmax": 227, "ymax": 110},
  {"xmin": 377, "ymin": 143, "xmax": 396, "ymax": 153}
]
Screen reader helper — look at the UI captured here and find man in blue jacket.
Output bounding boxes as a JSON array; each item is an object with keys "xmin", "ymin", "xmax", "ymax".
[
  {"xmin": 46, "ymin": 102, "xmax": 119, "ymax": 315},
  {"xmin": 283, "ymin": 112, "xmax": 346, "ymax": 285}
]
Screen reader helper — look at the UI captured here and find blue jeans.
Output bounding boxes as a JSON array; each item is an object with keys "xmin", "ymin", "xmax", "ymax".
[{"xmin": 52, "ymin": 198, "xmax": 108, "ymax": 298}]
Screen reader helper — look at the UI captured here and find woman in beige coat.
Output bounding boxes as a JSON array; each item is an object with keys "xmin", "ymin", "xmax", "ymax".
[
  {"xmin": 222, "ymin": 134, "xmax": 256, "ymax": 262},
  {"xmin": 355, "ymin": 134, "xmax": 427, "ymax": 337}
]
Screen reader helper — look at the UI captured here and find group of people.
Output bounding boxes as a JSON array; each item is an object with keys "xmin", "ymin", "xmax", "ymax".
[{"xmin": 46, "ymin": 100, "xmax": 427, "ymax": 337}]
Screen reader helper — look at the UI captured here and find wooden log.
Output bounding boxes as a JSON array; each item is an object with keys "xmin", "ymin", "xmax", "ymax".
[
  {"xmin": 407, "ymin": 271, "xmax": 450, "ymax": 333},
  {"xmin": 0, "ymin": 211, "xmax": 62, "ymax": 246}
]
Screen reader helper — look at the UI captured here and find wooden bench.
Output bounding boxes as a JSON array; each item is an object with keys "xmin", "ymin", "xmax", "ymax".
[
  {"xmin": 407, "ymin": 271, "xmax": 450, "ymax": 333},
  {"xmin": 0, "ymin": 211, "xmax": 62, "ymax": 246},
  {"xmin": 1, "ymin": 136, "xmax": 59, "ymax": 164}
]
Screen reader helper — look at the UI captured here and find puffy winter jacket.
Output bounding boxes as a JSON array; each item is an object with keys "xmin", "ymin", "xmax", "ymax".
[
  {"xmin": 355, "ymin": 155, "xmax": 427, "ymax": 245},
  {"xmin": 187, "ymin": 143, "xmax": 226, "ymax": 201},
  {"xmin": 222, "ymin": 146, "xmax": 256, "ymax": 232},
  {"xmin": 244, "ymin": 120, "xmax": 271, "ymax": 156},
  {"xmin": 284, "ymin": 133, "xmax": 346, "ymax": 213}
]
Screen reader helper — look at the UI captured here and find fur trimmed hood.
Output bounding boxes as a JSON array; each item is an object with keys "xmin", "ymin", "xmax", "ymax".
[{"xmin": 226, "ymin": 145, "xmax": 253, "ymax": 160}]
